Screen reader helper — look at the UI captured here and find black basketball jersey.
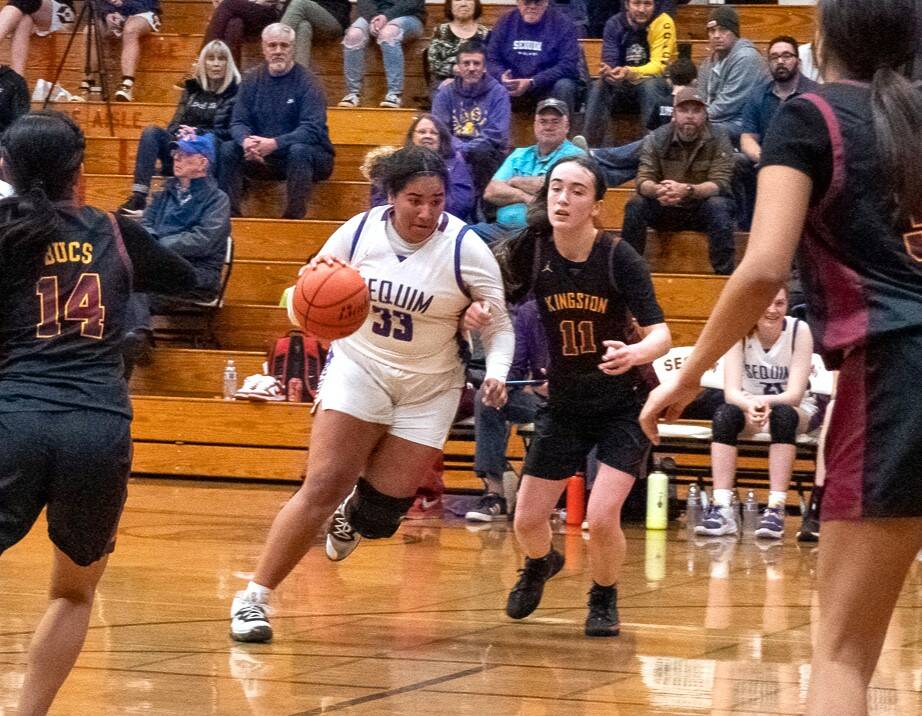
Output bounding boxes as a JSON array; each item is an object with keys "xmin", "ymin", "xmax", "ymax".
[
  {"xmin": 512, "ymin": 231, "xmax": 665, "ymax": 411},
  {"xmin": 0, "ymin": 205, "xmax": 196, "ymax": 416},
  {"xmin": 761, "ymin": 82, "xmax": 922, "ymax": 368}
]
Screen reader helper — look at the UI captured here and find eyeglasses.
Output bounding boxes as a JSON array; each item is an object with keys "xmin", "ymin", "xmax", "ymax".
[{"xmin": 769, "ymin": 52, "xmax": 797, "ymax": 63}]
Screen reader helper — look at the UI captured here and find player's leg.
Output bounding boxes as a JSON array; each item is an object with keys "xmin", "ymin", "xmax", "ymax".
[
  {"xmin": 18, "ymin": 549, "xmax": 108, "ymax": 716},
  {"xmin": 755, "ymin": 403, "xmax": 804, "ymax": 539},
  {"xmin": 9, "ymin": 10, "xmax": 35, "ymax": 76},
  {"xmin": 0, "ymin": 3, "xmax": 27, "ymax": 47},
  {"xmin": 583, "ymin": 464, "xmax": 635, "ymax": 636},
  {"xmin": 806, "ymin": 518, "xmax": 922, "ymax": 716}
]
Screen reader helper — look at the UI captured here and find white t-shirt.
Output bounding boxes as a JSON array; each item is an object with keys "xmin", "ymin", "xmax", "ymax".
[{"xmin": 310, "ymin": 205, "xmax": 514, "ymax": 381}]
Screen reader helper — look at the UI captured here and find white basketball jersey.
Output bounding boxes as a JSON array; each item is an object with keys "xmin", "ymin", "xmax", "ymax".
[
  {"xmin": 741, "ymin": 318, "xmax": 801, "ymax": 396},
  {"xmin": 321, "ymin": 205, "xmax": 473, "ymax": 374}
]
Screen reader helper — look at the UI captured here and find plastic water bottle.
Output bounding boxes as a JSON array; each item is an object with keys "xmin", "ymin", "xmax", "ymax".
[
  {"xmin": 646, "ymin": 464, "xmax": 669, "ymax": 530},
  {"xmin": 223, "ymin": 359, "xmax": 237, "ymax": 400},
  {"xmin": 742, "ymin": 490, "xmax": 760, "ymax": 536},
  {"xmin": 686, "ymin": 483, "xmax": 702, "ymax": 530}
]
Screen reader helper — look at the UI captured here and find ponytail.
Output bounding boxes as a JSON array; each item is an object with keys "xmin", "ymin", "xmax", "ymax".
[{"xmin": 869, "ymin": 65, "xmax": 922, "ymax": 218}]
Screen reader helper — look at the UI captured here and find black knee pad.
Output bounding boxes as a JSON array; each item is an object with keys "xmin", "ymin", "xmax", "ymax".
[
  {"xmin": 8, "ymin": 0, "xmax": 42, "ymax": 14},
  {"xmin": 712, "ymin": 403, "xmax": 745, "ymax": 445},
  {"xmin": 769, "ymin": 404, "xmax": 799, "ymax": 445},
  {"xmin": 347, "ymin": 478, "xmax": 415, "ymax": 539}
]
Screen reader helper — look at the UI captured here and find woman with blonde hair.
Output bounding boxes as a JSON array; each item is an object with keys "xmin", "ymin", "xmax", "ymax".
[{"xmin": 119, "ymin": 40, "xmax": 241, "ymax": 216}]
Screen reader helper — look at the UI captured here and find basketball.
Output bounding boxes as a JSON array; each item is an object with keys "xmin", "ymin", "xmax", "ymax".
[{"xmin": 291, "ymin": 262, "xmax": 370, "ymax": 340}]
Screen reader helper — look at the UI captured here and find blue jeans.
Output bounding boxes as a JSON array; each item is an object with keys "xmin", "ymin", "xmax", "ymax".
[
  {"xmin": 468, "ymin": 221, "xmax": 520, "ymax": 246},
  {"xmin": 510, "ymin": 77, "xmax": 580, "ymax": 117},
  {"xmin": 583, "ymin": 77, "xmax": 670, "ymax": 145},
  {"xmin": 621, "ymin": 194, "xmax": 738, "ymax": 274},
  {"xmin": 342, "ymin": 15, "xmax": 424, "ymax": 95},
  {"xmin": 474, "ymin": 387, "xmax": 545, "ymax": 479},
  {"xmin": 133, "ymin": 125, "xmax": 174, "ymax": 194},
  {"xmin": 591, "ymin": 139, "xmax": 642, "ymax": 188}
]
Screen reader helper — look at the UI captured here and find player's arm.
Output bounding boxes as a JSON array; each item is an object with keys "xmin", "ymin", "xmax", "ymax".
[
  {"xmin": 720, "ymin": 341, "xmax": 753, "ymax": 409},
  {"xmin": 116, "ymin": 213, "xmax": 198, "ymax": 295},
  {"xmin": 762, "ymin": 322, "xmax": 814, "ymax": 407}
]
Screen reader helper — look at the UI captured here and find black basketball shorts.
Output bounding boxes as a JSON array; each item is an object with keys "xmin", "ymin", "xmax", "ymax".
[
  {"xmin": 0, "ymin": 410, "xmax": 132, "ymax": 566},
  {"xmin": 523, "ymin": 399, "xmax": 650, "ymax": 480},
  {"xmin": 822, "ymin": 329, "xmax": 922, "ymax": 521}
]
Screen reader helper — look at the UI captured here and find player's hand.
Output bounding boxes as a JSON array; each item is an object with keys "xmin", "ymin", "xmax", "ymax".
[
  {"xmin": 598, "ymin": 340, "xmax": 636, "ymax": 375},
  {"xmin": 747, "ymin": 400, "xmax": 771, "ymax": 427},
  {"xmin": 300, "ymin": 255, "xmax": 349, "ymax": 275},
  {"xmin": 639, "ymin": 373, "xmax": 702, "ymax": 444},
  {"xmin": 480, "ymin": 378, "xmax": 507, "ymax": 409},
  {"xmin": 462, "ymin": 300, "xmax": 492, "ymax": 332}
]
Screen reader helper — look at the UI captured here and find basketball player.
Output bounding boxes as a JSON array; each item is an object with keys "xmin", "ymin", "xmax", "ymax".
[
  {"xmin": 494, "ymin": 154, "xmax": 671, "ymax": 637},
  {"xmin": 639, "ymin": 1, "xmax": 922, "ymax": 712},
  {"xmin": 229, "ymin": 146, "xmax": 514, "ymax": 643},
  {"xmin": 0, "ymin": 111, "xmax": 198, "ymax": 716},
  {"xmin": 696, "ymin": 286, "xmax": 820, "ymax": 540}
]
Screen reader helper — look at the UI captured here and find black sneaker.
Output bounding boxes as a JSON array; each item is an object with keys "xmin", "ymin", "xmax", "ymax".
[
  {"xmin": 465, "ymin": 492, "xmax": 507, "ymax": 522},
  {"xmin": 118, "ymin": 192, "xmax": 147, "ymax": 217},
  {"xmin": 585, "ymin": 583, "xmax": 620, "ymax": 637},
  {"xmin": 505, "ymin": 548, "xmax": 564, "ymax": 619},
  {"xmin": 797, "ymin": 486, "xmax": 823, "ymax": 543}
]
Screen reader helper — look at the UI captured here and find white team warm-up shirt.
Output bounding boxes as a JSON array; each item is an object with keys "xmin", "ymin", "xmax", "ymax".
[
  {"xmin": 741, "ymin": 318, "xmax": 801, "ymax": 396},
  {"xmin": 308, "ymin": 206, "xmax": 514, "ymax": 381}
]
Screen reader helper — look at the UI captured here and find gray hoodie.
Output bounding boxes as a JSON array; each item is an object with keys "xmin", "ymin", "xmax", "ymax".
[{"xmin": 698, "ymin": 38, "xmax": 768, "ymax": 126}]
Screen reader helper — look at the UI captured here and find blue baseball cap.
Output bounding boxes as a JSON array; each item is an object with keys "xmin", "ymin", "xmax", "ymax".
[{"xmin": 169, "ymin": 132, "xmax": 216, "ymax": 164}]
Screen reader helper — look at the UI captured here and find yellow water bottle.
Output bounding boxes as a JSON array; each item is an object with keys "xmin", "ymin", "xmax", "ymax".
[{"xmin": 646, "ymin": 462, "xmax": 669, "ymax": 530}]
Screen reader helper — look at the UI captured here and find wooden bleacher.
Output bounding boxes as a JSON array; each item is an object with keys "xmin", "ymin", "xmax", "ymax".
[{"xmin": 0, "ymin": 4, "xmax": 816, "ymax": 488}]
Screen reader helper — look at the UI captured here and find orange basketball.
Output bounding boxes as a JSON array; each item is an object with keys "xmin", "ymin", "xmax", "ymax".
[{"xmin": 291, "ymin": 262, "xmax": 370, "ymax": 340}]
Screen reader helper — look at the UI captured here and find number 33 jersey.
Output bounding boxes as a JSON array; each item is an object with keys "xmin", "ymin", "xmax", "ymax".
[{"xmin": 317, "ymin": 206, "xmax": 513, "ymax": 378}]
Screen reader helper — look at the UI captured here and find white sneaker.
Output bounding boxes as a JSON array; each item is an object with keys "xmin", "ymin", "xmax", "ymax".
[
  {"xmin": 338, "ymin": 92, "xmax": 360, "ymax": 107},
  {"xmin": 325, "ymin": 487, "xmax": 361, "ymax": 561},
  {"xmin": 229, "ymin": 591, "xmax": 272, "ymax": 643},
  {"xmin": 115, "ymin": 80, "xmax": 134, "ymax": 102},
  {"xmin": 379, "ymin": 93, "xmax": 402, "ymax": 108},
  {"xmin": 234, "ymin": 374, "xmax": 285, "ymax": 402}
]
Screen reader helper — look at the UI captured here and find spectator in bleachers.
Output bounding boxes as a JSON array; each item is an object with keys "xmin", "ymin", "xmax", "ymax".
[
  {"xmin": 337, "ymin": 0, "xmax": 426, "ymax": 108},
  {"xmin": 122, "ymin": 133, "xmax": 231, "ymax": 375},
  {"xmin": 119, "ymin": 40, "xmax": 241, "ymax": 218},
  {"xmin": 432, "ymin": 39, "xmax": 510, "ymax": 199},
  {"xmin": 426, "ymin": 0, "xmax": 489, "ymax": 91},
  {"xmin": 486, "ymin": 0, "xmax": 582, "ymax": 115},
  {"xmin": 280, "ymin": 0, "xmax": 351, "ymax": 69},
  {"xmin": 0, "ymin": 63, "xmax": 28, "ymax": 134},
  {"xmin": 368, "ymin": 114, "xmax": 475, "ymax": 220},
  {"xmin": 91, "ymin": 0, "xmax": 162, "ymax": 102},
  {"xmin": 466, "ymin": 298, "xmax": 548, "ymax": 523},
  {"xmin": 470, "ymin": 97, "xmax": 585, "ymax": 244},
  {"xmin": 553, "ymin": 0, "xmax": 587, "ymax": 38},
  {"xmin": 587, "ymin": 48, "xmax": 697, "ymax": 188},
  {"xmin": 696, "ymin": 6, "xmax": 768, "ymax": 143},
  {"xmin": 582, "ymin": 0, "xmax": 676, "ymax": 146},
  {"xmin": 0, "ymin": 0, "xmax": 74, "ymax": 77},
  {"xmin": 200, "ymin": 0, "xmax": 286, "ymax": 67},
  {"xmin": 219, "ymin": 23, "xmax": 334, "ymax": 219},
  {"xmin": 621, "ymin": 87, "xmax": 736, "ymax": 274},
  {"xmin": 735, "ymin": 36, "xmax": 819, "ymax": 228},
  {"xmin": 696, "ymin": 287, "xmax": 820, "ymax": 542}
]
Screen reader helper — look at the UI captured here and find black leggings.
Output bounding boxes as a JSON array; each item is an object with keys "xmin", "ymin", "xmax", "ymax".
[{"xmin": 711, "ymin": 402, "xmax": 800, "ymax": 446}]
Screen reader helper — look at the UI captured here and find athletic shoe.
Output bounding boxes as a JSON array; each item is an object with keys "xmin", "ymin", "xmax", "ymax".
[
  {"xmin": 118, "ymin": 193, "xmax": 147, "ymax": 217},
  {"xmin": 229, "ymin": 591, "xmax": 272, "ymax": 643},
  {"xmin": 80, "ymin": 75, "xmax": 102, "ymax": 94},
  {"xmin": 585, "ymin": 583, "xmax": 620, "ymax": 637},
  {"xmin": 405, "ymin": 495, "xmax": 443, "ymax": 519},
  {"xmin": 338, "ymin": 92, "xmax": 360, "ymax": 107},
  {"xmin": 234, "ymin": 374, "xmax": 285, "ymax": 402},
  {"xmin": 571, "ymin": 134, "xmax": 590, "ymax": 153},
  {"xmin": 797, "ymin": 486, "xmax": 822, "ymax": 543},
  {"xmin": 755, "ymin": 506, "xmax": 785, "ymax": 540},
  {"xmin": 505, "ymin": 548, "xmax": 564, "ymax": 619},
  {"xmin": 694, "ymin": 504, "xmax": 738, "ymax": 537},
  {"xmin": 325, "ymin": 487, "xmax": 361, "ymax": 561},
  {"xmin": 464, "ymin": 493, "xmax": 507, "ymax": 522},
  {"xmin": 115, "ymin": 80, "xmax": 134, "ymax": 102},
  {"xmin": 379, "ymin": 93, "xmax": 402, "ymax": 108}
]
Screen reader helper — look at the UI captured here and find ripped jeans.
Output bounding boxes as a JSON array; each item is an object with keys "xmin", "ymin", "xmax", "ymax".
[{"xmin": 342, "ymin": 15, "xmax": 424, "ymax": 96}]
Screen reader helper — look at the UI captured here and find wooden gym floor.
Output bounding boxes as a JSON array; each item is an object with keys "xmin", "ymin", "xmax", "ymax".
[{"xmin": 1, "ymin": 480, "xmax": 921, "ymax": 715}]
